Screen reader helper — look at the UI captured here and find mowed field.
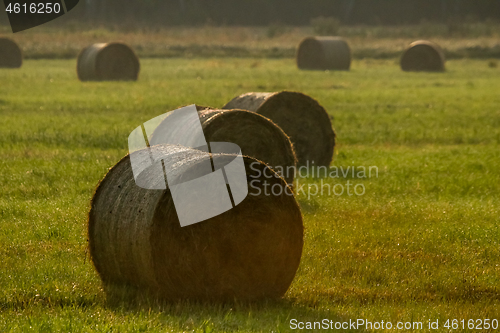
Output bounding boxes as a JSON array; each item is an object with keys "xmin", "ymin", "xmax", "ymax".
[{"xmin": 1, "ymin": 57, "xmax": 500, "ymax": 332}]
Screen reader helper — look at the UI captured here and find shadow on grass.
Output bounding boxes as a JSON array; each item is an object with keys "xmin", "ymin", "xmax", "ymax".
[
  {"xmin": 0, "ymin": 286, "xmax": 367, "ymax": 331},
  {"xmin": 0, "ymin": 291, "xmax": 98, "ymax": 311},
  {"xmin": 102, "ymin": 284, "xmax": 367, "ymax": 332}
]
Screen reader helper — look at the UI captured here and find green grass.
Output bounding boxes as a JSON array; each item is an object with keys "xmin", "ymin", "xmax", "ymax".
[{"xmin": 1, "ymin": 58, "xmax": 499, "ymax": 332}]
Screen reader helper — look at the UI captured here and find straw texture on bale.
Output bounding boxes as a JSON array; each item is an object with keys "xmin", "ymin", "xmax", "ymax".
[
  {"xmin": 297, "ymin": 37, "xmax": 351, "ymax": 70},
  {"xmin": 400, "ymin": 40, "xmax": 445, "ymax": 72},
  {"xmin": 88, "ymin": 145, "xmax": 303, "ymax": 301},
  {"xmin": 151, "ymin": 107, "xmax": 297, "ymax": 183},
  {"xmin": 77, "ymin": 43, "xmax": 140, "ymax": 81},
  {"xmin": 223, "ymin": 91, "xmax": 336, "ymax": 167},
  {"xmin": 0, "ymin": 38, "xmax": 22, "ymax": 68}
]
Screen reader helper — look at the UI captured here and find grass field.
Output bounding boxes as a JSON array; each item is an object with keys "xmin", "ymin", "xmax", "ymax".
[{"xmin": 1, "ymin": 57, "xmax": 499, "ymax": 332}]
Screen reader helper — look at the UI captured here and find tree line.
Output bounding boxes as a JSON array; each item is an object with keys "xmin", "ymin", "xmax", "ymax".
[{"xmin": 74, "ymin": 0, "xmax": 500, "ymax": 26}]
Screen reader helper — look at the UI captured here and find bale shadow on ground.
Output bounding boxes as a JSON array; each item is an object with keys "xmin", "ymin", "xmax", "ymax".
[{"xmin": 103, "ymin": 284, "xmax": 366, "ymax": 332}]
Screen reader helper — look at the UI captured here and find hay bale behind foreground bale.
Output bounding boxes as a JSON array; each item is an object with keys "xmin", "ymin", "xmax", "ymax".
[
  {"xmin": 89, "ymin": 145, "xmax": 303, "ymax": 301},
  {"xmin": 223, "ymin": 91, "xmax": 336, "ymax": 167},
  {"xmin": 401, "ymin": 40, "xmax": 445, "ymax": 72},
  {"xmin": 77, "ymin": 43, "xmax": 140, "ymax": 81},
  {"xmin": 0, "ymin": 38, "xmax": 22, "ymax": 68},
  {"xmin": 151, "ymin": 107, "xmax": 297, "ymax": 183},
  {"xmin": 297, "ymin": 36, "xmax": 351, "ymax": 70}
]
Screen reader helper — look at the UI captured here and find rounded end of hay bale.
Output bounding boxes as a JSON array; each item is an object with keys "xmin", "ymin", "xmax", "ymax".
[
  {"xmin": 400, "ymin": 40, "xmax": 445, "ymax": 72},
  {"xmin": 0, "ymin": 38, "xmax": 22, "ymax": 68},
  {"xmin": 97, "ymin": 43, "xmax": 140, "ymax": 81},
  {"xmin": 259, "ymin": 92, "xmax": 336, "ymax": 167},
  {"xmin": 227, "ymin": 91, "xmax": 336, "ymax": 167},
  {"xmin": 297, "ymin": 36, "xmax": 351, "ymax": 71},
  {"xmin": 199, "ymin": 109, "xmax": 297, "ymax": 183},
  {"xmin": 150, "ymin": 156, "xmax": 303, "ymax": 301},
  {"xmin": 88, "ymin": 147, "xmax": 304, "ymax": 301},
  {"xmin": 77, "ymin": 43, "xmax": 140, "ymax": 81}
]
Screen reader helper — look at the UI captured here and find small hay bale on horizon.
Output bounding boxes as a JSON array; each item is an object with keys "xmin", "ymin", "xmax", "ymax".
[
  {"xmin": 88, "ymin": 145, "xmax": 304, "ymax": 301},
  {"xmin": 223, "ymin": 91, "xmax": 336, "ymax": 167},
  {"xmin": 0, "ymin": 38, "xmax": 22, "ymax": 68},
  {"xmin": 400, "ymin": 40, "xmax": 445, "ymax": 72},
  {"xmin": 296, "ymin": 36, "xmax": 351, "ymax": 71},
  {"xmin": 77, "ymin": 43, "xmax": 140, "ymax": 81},
  {"xmin": 151, "ymin": 107, "xmax": 297, "ymax": 184}
]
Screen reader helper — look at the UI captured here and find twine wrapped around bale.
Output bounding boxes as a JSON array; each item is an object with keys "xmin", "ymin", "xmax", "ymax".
[
  {"xmin": 296, "ymin": 37, "xmax": 351, "ymax": 70},
  {"xmin": 223, "ymin": 91, "xmax": 336, "ymax": 167},
  {"xmin": 77, "ymin": 43, "xmax": 140, "ymax": 81},
  {"xmin": 400, "ymin": 40, "xmax": 445, "ymax": 72},
  {"xmin": 151, "ymin": 107, "xmax": 297, "ymax": 183},
  {"xmin": 0, "ymin": 38, "xmax": 22, "ymax": 68},
  {"xmin": 88, "ymin": 145, "xmax": 303, "ymax": 301}
]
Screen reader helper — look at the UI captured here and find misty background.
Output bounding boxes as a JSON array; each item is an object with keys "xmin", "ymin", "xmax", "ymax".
[{"xmin": 77, "ymin": 0, "xmax": 500, "ymax": 26}]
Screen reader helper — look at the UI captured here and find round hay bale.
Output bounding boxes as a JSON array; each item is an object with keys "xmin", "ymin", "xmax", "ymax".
[
  {"xmin": 297, "ymin": 36, "xmax": 351, "ymax": 70},
  {"xmin": 223, "ymin": 91, "xmax": 336, "ymax": 167},
  {"xmin": 0, "ymin": 38, "xmax": 22, "ymax": 68},
  {"xmin": 77, "ymin": 43, "xmax": 140, "ymax": 81},
  {"xmin": 151, "ymin": 107, "xmax": 297, "ymax": 183},
  {"xmin": 88, "ymin": 145, "xmax": 303, "ymax": 301},
  {"xmin": 400, "ymin": 40, "xmax": 445, "ymax": 72}
]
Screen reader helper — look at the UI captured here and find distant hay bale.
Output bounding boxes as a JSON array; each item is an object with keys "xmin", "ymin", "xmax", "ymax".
[
  {"xmin": 0, "ymin": 38, "xmax": 22, "ymax": 68},
  {"xmin": 297, "ymin": 36, "xmax": 351, "ymax": 70},
  {"xmin": 223, "ymin": 91, "xmax": 336, "ymax": 167},
  {"xmin": 400, "ymin": 40, "xmax": 445, "ymax": 72},
  {"xmin": 151, "ymin": 107, "xmax": 297, "ymax": 183},
  {"xmin": 77, "ymin": 43, "xmax": 140, "ymax": 81},
  {"xmin": 88, "ymin": 145, "xmax": 303, "ymax": 301}
]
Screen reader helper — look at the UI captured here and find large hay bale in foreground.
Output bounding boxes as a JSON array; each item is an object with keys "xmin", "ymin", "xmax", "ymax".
[
  {"xmin": 297, "ymin": 36, "xmax": 351, "ymax": 70},
  {"xmin": 223, "ymin": 91, "xmax": 336, "ymax": 167},
  {"xmin": 151, "ymin": 107, "xmax": 297, "ymax": 183},
  {"xmin": 89, "ymin": 145, "xmax": 303, "ymax": 301},
  {"xmin": 400, "ymin": 40, "xmax": 445, "ymax": 72},
  {"xmin": 0, "ymin": 38, "xmax": 22, "ymax": 68},
  {"xmin": 77, "ymin": 43, "xmax": 140, "ymax": 81}
]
